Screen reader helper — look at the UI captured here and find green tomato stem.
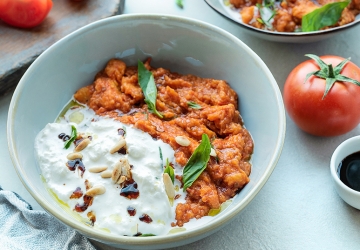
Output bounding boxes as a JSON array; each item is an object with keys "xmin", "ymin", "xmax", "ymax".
[
  {"xmin": 304, "ymin": 54, "xmax": 360, "ymax": 99},
  {"xmin": 328, "ymin": 64, "xmax": 335, "ymax": 78}
]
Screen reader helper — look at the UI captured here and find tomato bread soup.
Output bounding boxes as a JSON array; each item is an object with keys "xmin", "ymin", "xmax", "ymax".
[
  {"xmin": 35, "ymin": 58, "xmax": 253, "ymax": 235},
  {"xmin": 75, "ymin": 58, "xmax": 253, "ymax": 225},
  {"xmin": 229, "ymin": 0, "xmax": 360, "ymax": 32}
]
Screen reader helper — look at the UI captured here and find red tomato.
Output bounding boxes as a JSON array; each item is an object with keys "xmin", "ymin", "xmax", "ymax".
[
  {"xmin": 283, "ymin": 55, "xmax": 360, "ymax": 137},
  {"xmin": 0, "ymin": 0, "xmax": 53, "ymax": 28}
]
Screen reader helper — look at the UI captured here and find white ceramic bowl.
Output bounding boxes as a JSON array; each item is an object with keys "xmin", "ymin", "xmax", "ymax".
[
  {"xmin": 7, "ymin": 14, "xmax": 286, "ymax": 249},
  {"xmin": 205, "ymin": 0, "xmax": 360, "ymax": 43},
  {"xmin": 330, "ymin": 136, "xmax": 360, "ymax": 209}
]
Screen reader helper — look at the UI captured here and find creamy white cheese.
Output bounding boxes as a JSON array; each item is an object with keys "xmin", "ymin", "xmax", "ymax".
[{"xmin": 35, "ymin": 105, "xmax": 187, "ymax": 236}]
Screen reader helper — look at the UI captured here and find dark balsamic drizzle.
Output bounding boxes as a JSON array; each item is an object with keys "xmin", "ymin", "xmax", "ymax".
[
  {"xmin": 70, "ymin": 187, "xmax": 83, "ymax": 199},
  {"xmin": 87, "ymin": 211, "xmax": 96, "ymax": 226},
  {"xmin": 58, "ymin": 132, "xmax": 70, "ymax": 142},
  {"xmin": 139, "ymin": 214, "xmax": 153, "ymax": 223},
  {"xmin": 127, "ymin": 206, "xmax": 136, "ymax": 216},
  {"xmin": 74, "ymin": 195, "xmax": 93, "ymax": 212},
  {"xmin": 118, "ymin": 128, "xmax": 126, "ymax": 136},
  {"xmin": 120, "ymin": 179, "xmax": 139, "ymax": 199},
  {"xmin": 117, "ymin": 147, "xmax": 127, "ymax": 155},
  {"xmin": 58, "ymin": 133, "xmax": 66, "ymax": 139},
  {"xmin": 66, "ymin": 158, "xmax": 86, "ymax": 177}
]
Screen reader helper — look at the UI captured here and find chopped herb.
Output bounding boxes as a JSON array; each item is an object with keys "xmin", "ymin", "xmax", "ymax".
[
  {"xmin": 256, "ymin": 0, "xmax": 276, "ymax": 29},
  {"xmin": 302, "ymin": 1, "xmax": 349, "ymax": 32},
  {"xmin": 139, "ymin": 233, "xmax": 156, "ymax": 237},
  {"xmin": 176, "ymin": 0, "xmax": 183, "ymax": 8},
  {"xmin": 159, "ymin": 147, "xmax": 163, "ymax": 164},
  {"xmin": 182, "ymin": 134, "xmax": 211, "ymax": 191},
  {"xmin": 187, "ymin": 101, "xmax": 202, "ymax": 109},
  {"xmin": 257, "ymin": 18, "xmax": 264, "ymax": 24},
  {"xmin": 137, "ymin": 61, "xmax": 163, "ymax": 118},
  {"xmin": 64, "ymin": 125, "xmax": 77, "ymax": 149},
  {"xmin": 164, "ymin": 159, "xmax": 175, "ymax": 184}
]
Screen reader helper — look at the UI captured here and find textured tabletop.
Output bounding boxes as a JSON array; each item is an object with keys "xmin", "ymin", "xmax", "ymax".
[{"xmin": 1, "ymin": 0, "xmax": 360, "ymax": 249}]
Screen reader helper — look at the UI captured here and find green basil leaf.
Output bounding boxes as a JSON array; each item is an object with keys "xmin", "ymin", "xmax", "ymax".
[
  {"xmin": 176, "ymin": 0, "xmax": 183, "ymax": 8},
  {"xmin": 64, "ymin": 125, "xmax": 77, "ymax": 149},
  {"xmin": 187, "ymin": 101, "xmax": 202, "ymax": 109},
  {"xmin": 164, "ymin": 158, "xmax": 175, "ymax": 184},
  {"xmin": 182, "ymin": 134, "xmax": 211, "ymax": 191},
  {"xmin": 138, "ymin": 61, "xmax": 163, "ymax": 118},
  {"xmin": 302, "ymin": 1, "xmax": 349, "ymax": 32}
]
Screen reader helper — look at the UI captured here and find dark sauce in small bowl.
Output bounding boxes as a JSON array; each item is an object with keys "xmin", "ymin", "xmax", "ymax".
[{"xmin": 337, "ymin": 151, "xmax": 360, "ymax": 192}]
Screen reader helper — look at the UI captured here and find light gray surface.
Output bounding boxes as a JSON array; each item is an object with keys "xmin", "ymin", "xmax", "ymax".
[{"xmin": 1, "ymin": 0, "xmax": 360, "ymax": 249}]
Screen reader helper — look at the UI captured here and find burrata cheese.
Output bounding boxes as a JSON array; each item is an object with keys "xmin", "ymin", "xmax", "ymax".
[{"xmin": 35, "ymin": 105, "xmax": 186, "ymax": 236}]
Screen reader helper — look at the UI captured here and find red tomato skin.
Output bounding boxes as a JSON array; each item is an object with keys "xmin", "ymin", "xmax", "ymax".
[
  {"xmin": 0, "ymin": 0, "xmax": 53, "ymax": 28},
  {"xmin": 284, "ymin": 55, "xmax": 360, "ymax": 137}
]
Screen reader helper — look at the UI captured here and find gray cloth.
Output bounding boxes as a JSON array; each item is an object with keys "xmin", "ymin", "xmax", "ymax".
[{"xmin": 0, "ymin": 186, "xmax": 96, "ymax": 250}]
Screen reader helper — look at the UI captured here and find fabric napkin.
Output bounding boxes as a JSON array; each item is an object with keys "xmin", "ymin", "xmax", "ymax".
[{"xmin": 0, "ymin": 186, "xmax": 96, "ymax": 250}]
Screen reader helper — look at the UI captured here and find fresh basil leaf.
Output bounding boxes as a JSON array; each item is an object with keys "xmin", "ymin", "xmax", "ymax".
[
  {"xmin": 138, "ymin": 61, "xmax": 163, "ymax": 118},
  {"xmin": 176, "ymin": 0, "xmax": 183, "ymax": 8},
  {"xmin": 164, "ymin": 158, "xmax": 175, "ymax": 184},
  {"xmin": 302, "ymin": 1, "xmax": 349, "ymax": 32},
  {"xmin": 187, "ymin": 101, "xmax": 202, "ymax": 110},
  {"xmin": 64, "ymin": 125, "xmax": 77, "ymax": 149},
  {"xmin": 182, "ymin": 134, "xmax": 211, "ymax": 191}
]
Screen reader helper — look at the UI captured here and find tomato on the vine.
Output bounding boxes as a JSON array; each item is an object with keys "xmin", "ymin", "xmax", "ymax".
[
  {"xmin": 0, "ymin": 0, "xmax": 53, "ymax": 28},
  {"xmin": 283, "ymin": 54, "xmax": 360, "ymax": 137}
]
